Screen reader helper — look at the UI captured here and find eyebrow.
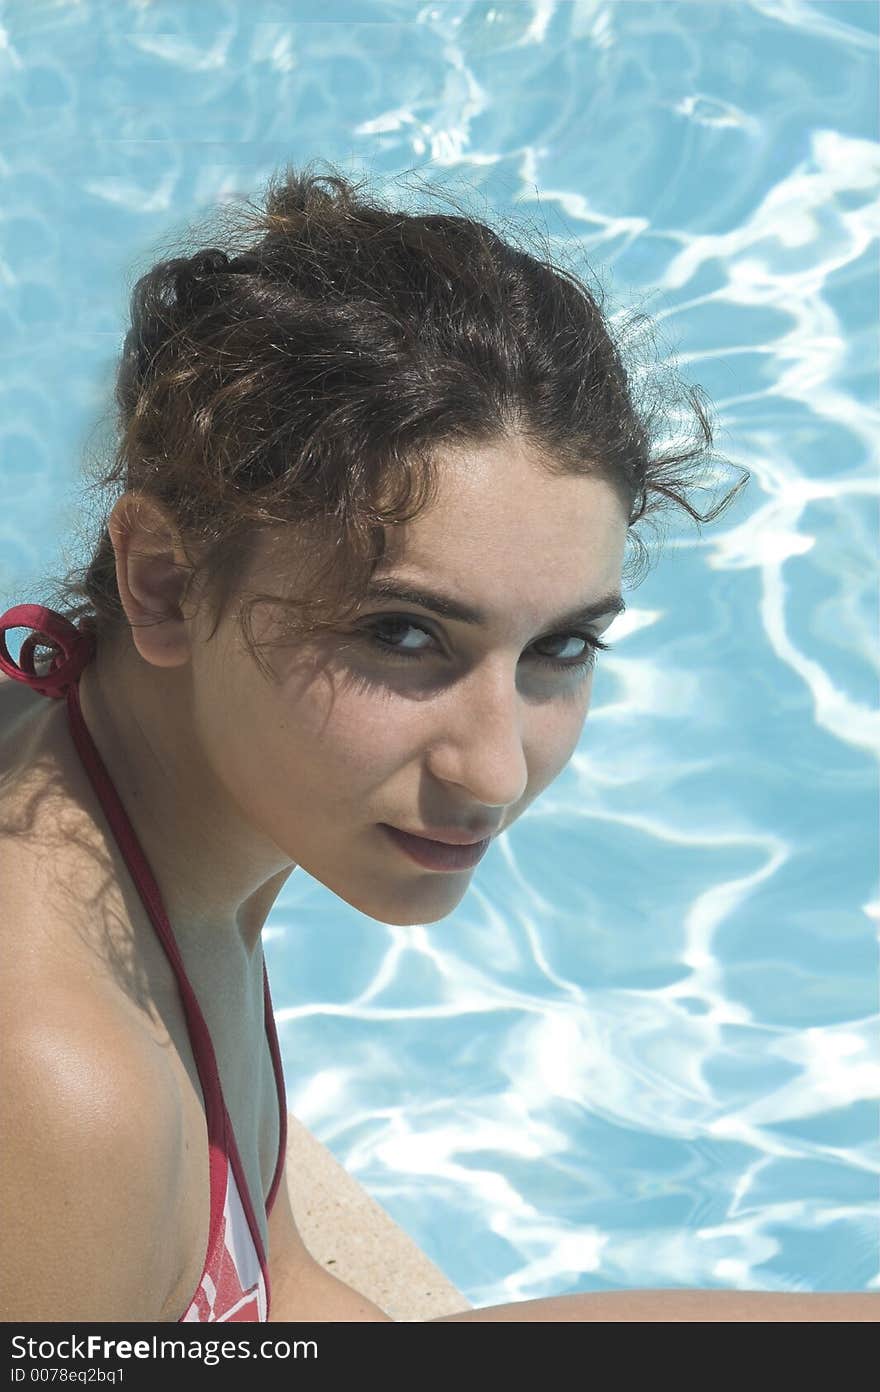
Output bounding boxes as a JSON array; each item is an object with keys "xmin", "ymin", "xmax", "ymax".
[{"xmin": 363, "ymin": 576, "xmax": 626, "ymax": 631}]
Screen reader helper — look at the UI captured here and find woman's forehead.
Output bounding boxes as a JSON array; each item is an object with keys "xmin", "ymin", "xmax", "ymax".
[
  {"xmin": 385, "ymin": 461, "xmax": 627, "ymax": 573},
  {"xmin": 247, "ymin": 445, "xmax": 627, "ymax": 597}
]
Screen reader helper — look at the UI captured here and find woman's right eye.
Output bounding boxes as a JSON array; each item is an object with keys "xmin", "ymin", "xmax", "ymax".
[{"xmin": 358, "ymin": 616, "xmax": 438, "ymax": 661}]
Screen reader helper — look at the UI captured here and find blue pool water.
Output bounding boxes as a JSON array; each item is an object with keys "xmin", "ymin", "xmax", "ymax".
[{"xmin": 1, "ymin": 0, "xmax": 877, "ymax": 1306}]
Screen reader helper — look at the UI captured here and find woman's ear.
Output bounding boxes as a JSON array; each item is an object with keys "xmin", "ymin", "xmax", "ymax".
[{"xmin": 107, "ymin": 493, "xmax": 197, "ymax": 670}]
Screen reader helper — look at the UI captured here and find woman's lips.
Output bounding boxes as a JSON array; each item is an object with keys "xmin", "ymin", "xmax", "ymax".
[{"xmin": 380, "ymin": 824, "xmax": 491, "ymax": 872}]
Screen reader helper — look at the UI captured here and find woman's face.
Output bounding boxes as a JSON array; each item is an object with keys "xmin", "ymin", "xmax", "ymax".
[{"xmin": 189, "ymin": 439, "xmax": 629, "ymax": 927}]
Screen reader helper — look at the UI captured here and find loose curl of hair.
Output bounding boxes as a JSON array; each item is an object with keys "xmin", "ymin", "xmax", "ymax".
[{"xmin": 44, "ymin": 159, "xmax": 749, "ymax": 683}]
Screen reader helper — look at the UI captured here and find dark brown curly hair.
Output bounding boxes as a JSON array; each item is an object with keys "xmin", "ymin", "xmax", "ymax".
[{"xmin": 43, "ymin": 158, "xmax": 749, "ymax": 681}]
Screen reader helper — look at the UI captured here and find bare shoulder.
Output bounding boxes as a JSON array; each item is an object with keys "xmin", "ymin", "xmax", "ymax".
[
  {"xmin": 0, "ymin": 680, "xmax": 195, "ymax": 1320},
  {"xmin": 0, "ymin": 985, "xmax": 185, "ymax": 1321}
]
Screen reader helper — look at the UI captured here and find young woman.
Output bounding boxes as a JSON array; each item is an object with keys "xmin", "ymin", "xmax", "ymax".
[{"xmin": 7, "ymin": 163, "xmax": 866, "ymax": 1324}]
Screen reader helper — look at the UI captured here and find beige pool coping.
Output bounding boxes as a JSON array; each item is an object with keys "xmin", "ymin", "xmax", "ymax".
[{"xmin": 285, "ymin": 1112, "xmax": 472, "ymax": 1322}]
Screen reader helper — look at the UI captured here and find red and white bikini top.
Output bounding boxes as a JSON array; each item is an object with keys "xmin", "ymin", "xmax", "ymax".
[{"xmin": 0, "ymin": 604, "xmax": 288, "ymax": 1322}]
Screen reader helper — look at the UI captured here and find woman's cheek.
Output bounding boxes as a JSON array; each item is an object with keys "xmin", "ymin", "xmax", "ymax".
[
  {"xmin": 531, "ymin": 689, "xmax": 594, "ymax": 790},
  {"xmin": 322, "ymin": 693, "xmax": 416, "ymax": 778}
]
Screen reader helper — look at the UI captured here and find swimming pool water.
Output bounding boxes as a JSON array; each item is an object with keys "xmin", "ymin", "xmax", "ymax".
[{"xmin": 1, "ymin": 0, "xmax": 877, "ymax": 1305}]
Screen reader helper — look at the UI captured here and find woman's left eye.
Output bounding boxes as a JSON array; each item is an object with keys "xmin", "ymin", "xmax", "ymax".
[{"xmin": 356, "ymin": 615, "xmax": 611, "ymax": 677}]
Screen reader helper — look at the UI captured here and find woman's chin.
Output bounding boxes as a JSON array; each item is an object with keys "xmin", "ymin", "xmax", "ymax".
[{"xmin": 326, "ymin": 875, "xmax": 471, "ymax": 927}]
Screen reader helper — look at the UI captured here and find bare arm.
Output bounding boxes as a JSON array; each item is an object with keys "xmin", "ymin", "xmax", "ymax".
[{"xmin": 429, "ymin": 1289, "xmax": 880, "ymax": 1322}]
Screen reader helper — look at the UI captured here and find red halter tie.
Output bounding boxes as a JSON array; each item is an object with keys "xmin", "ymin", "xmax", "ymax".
[{"xmin": 0, "ymin": 605, "xmax": 97, "ymax": 699}]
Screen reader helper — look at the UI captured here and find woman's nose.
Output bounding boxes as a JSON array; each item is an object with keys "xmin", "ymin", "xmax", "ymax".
[{"xmin": 425, "ymin": 661, "xmax": 530, "ymax": 809}]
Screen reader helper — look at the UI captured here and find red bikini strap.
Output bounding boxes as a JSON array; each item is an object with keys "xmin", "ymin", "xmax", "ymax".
[{"xmin": 0, "ymin": 604, "xmax": 97, "ymax": 699}]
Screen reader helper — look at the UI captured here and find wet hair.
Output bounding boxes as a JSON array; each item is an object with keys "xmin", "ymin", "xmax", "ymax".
[{"xmin": 44, "ymin": 158, "xmax": 749, "ymax": 681}]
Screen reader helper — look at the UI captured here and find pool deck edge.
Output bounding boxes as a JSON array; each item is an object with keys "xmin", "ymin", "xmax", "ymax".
[{"xmin": 284, "ymin": 1111, "xmax": 472, "ymax": 1322}]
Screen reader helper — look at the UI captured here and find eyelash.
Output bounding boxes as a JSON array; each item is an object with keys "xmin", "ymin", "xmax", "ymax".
[{"xmin": 358, "ymin": 615, "xmax": 611, "ymax": 677}]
